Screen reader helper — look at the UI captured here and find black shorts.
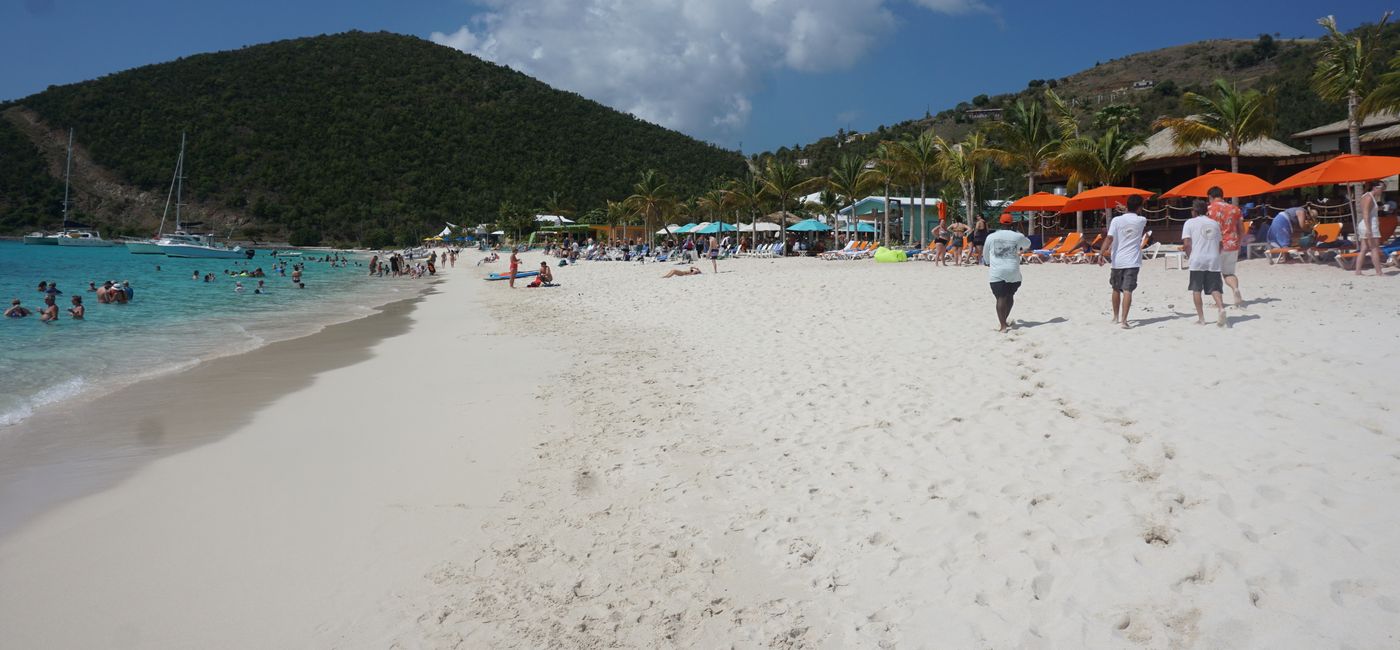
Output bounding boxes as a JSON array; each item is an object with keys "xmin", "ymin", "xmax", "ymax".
[
  {"xmin": 1188, "ymin": 270, "xmax": 1223, "ymax": 294},
  {"xmin": 935, "ymin": 238, "xmax": 949, "ymax": 245},
  {"xmin": 990, "ymin": 281, "xmax": 1021, "ymax": 297},
  {"xmin": 1109, "ymin": 267, "xmax": 1139, "ymax": 292}
]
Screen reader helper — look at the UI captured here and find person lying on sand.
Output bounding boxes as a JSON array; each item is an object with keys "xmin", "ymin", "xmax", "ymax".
[{"xmin": 662, "ymin": 266, "xmax": 702, "ymax": 278}]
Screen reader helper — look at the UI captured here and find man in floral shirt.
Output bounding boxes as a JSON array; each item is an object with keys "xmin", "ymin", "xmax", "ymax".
[{"xmin": 1206, "ymin": 186, "xmax": 1246, "ymax": 306}]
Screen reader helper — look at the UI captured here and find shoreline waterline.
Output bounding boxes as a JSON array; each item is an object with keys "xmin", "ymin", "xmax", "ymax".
[{"xmin": 0, "ymin": 285, "xmax": 432, "ymax": 539}]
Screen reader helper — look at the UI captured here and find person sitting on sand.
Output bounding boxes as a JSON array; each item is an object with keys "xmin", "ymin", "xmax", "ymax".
[
  {"xmin": 39, "ymin": 295, "xmax": 59, "ymax": 323},
  {"xmin": 69, "ymin": 295, "xmax": 84, "ymax": 320},
  {"xmin": 5, "ymin": 299, "xmax": 31, "ymax": 318},
  {"xmin": 662, "ymin": 266, "xmax": 702, "ymax": 278}
]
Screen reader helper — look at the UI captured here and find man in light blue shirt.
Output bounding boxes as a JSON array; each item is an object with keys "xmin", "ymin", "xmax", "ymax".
[{"xmin": 984, "ymin": 214, "xmax": 1032, "ymax": 332}]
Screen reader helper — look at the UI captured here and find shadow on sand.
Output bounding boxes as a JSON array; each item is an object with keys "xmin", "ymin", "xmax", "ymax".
[{"xmin": 1015, "ymin": 317, "xmax": 1068, "ymax": 329}]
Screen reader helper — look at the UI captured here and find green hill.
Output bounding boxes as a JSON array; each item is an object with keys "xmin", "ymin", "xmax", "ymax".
[
  {"xmin": 769, "ymin": 26, "xmax": 1399, "ymax": 180},
  {"xmin": 0, "ymin": 31, "xmax": 745, "ymax": 245}
]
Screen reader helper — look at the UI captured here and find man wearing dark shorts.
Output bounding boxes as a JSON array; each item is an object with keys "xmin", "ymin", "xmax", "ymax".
[
  {"xmin": 1183, "ymin": 199, "xmax": 1226, "ymax": 326},
  {"xmin": 983, "ymin": 214, "xmax": 1032, "ymax": 332},
  {"xmin": 1099, "ymin": 195, "xmax": 1148, "ymax": 329}
]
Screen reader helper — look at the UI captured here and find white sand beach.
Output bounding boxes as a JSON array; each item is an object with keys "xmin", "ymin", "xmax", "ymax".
[{"xmin": 2, "ymin": 254, "xmax": 1399, "ymax": 648}]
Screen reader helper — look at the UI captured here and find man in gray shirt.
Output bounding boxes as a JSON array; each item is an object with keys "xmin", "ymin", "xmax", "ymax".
[{"xmin": 984, "ymin": 214, "xmax": 1033, "ymax": 333}]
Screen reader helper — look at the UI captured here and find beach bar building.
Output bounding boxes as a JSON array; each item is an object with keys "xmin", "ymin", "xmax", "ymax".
[{"xmin": 836, "ymin": 197, "xmax": 941, "ymax": 242}]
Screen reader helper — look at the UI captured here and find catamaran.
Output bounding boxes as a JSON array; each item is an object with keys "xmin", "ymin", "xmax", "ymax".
[
  {"xmin": 25, "ymin": 129, "xmax": 113, "ymax": 246},
  {"xmin": 152, "ymin": 134, "xmax": 251, "ymax": 259},
  {"xmin": 127, "ymin": 134, "xmax": 189, "ymax": 254}
]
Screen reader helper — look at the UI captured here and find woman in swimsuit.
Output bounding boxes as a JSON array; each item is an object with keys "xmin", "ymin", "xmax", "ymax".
[
  {"xmin": 971, "ymin": 217, "xmax": 990, "ymax": 265},
  {"xmin": 931, "ymin": 221, "xmax": 950, "ymax": 267},
  {"xmin": 662, "ymin": 266, "xmax": 702, "ymax": 278},
  {"xmin": 948, "ymin": 221, "xmax": 971, "ymax": 265}
]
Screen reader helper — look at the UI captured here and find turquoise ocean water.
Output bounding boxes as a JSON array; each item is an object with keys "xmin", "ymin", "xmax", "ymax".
[{"xmin": 0, "ymin": 241, "xmax": 411, "ymax": 428}]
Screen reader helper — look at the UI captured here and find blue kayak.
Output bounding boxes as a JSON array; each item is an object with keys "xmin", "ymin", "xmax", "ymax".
[{"xmin": 485, "ymin": 270, "xmax": 540, "ymax": 281}]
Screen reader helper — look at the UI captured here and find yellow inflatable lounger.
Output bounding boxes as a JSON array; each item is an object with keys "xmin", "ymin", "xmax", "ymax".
[{"xmin": 873, "ymin": 247, "xmax": 907, "ymax": 263}]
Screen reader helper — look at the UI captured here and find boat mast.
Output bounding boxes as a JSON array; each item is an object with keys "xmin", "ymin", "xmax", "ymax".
[
  {"xmin": 156, "ymin": 135, "xmax": 184, "ymax": 237},
  {"xmin": 174, "ymin": 132, "xmax": 185, "ymax": 232},
  {"xmin": 61, "ymin": 128, "xmax": 73, "ymax": 226}
]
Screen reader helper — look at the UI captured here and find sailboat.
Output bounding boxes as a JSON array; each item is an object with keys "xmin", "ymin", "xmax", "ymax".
[
  {"xmin": 127, "ymin": 135, "xmax": 191, "ymax": 254},
  {"xmin": 24, "ymin": 129, "xmax": 112, "ymax": 246},
  {"xmin": 154, "ymin": 134, "xmax": 251, "ymax": 259}
]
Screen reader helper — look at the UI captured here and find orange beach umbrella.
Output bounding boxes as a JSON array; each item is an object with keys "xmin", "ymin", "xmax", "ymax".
[
  {"xmin": 1163, "ymin": 169, "xmax": 1274, "ymax": 198},
  {"xmin": 1058, "ymin": 186, "xmax": 1155, "ymax": 213},
  {"xmin": 1005, "ymin": 192, "xmax": 1069, "ymax": 212},
  {"xmin": 1270, "ymin": 154, "xmax": 1400, "ymax": 192}
]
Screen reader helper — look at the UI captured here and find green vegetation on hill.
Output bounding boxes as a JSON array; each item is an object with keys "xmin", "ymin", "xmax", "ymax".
[
  {"xmin": 769, "ymin": 27, "xmax": 1399, "ymax": 181},
  {"xmin": 1, "ymin": 31, "xmax": 745, "ymax": 244},
  {"xmin": 0, "ymin": 118, "xmax": 64, "ymax": 232}
]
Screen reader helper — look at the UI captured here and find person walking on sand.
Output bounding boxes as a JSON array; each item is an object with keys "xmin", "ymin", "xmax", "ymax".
[
  {"xmin": 1183, "ymin": 199, "xmax": 1227, "ymax": 327},
  {"xmin": 708, "ymin": 234, "xmax": 720, "ymax": 273},
  {"xmin": 984, "ymin": 214, "xmax": 1032, "ymax": 333},
  {"xmin": 508, "ymin": 250, "xmax": 521, "ymax": 288},
  {"xmin": 1206, "ymin": 186, "xmax": 1245, "ymax": 306},
  {"xmin": 1099, "ymin": 194, "xmax": 1148, "ymax": 329},
  {"xmin": 1355, "ymin": 180, "xmax": 1385, "ymax": 277}
]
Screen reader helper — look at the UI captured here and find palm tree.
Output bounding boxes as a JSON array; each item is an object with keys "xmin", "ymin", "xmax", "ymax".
[
  {"xmin": 1365, "ymin": 49, "xmax": 1400, "ymax": 115},
  {"xmin": 697, "ymin": 186, "xmax": 732, "ymax": 238},
  {"xmin": 605, "ymin": 199, "xmax": 634, "ymax": 242},
  {"xmin": 1054, "ymin": 127, "xmax": 1145, "ymax": 187},
  {"xmin": 759, "ymin": 159, "xmax": 821, "ymax": 256},
  {"xmin": 866, "ymin": 143, "xmax": 900, "ymax": 245},
  {"xmin": 623, "ymin": 169, "xmax": 674, "ymax": 244},
  {"xmin": 894, "ymin": 130, "xmax": 940, "ymax": 247},
  {"xmin": 1152, "ymin": 79, "xmax": 1276, "ymax": 174},
  {"xmin": 826, "ymin": 154, "xmax": 876, "ymax": 246},
  {"xmin": 1313, "ymin": 13, "xmax": 1393, "ymax": 155},
  {"xmin": 542, "ymin": 191, "xmax": 575, "ymax": 218},
  {"xmin": 985, "ymin": 99, "xmax": 1060, "ymax": 196},
  {"xmin": 1055, "ymin": 128, "xmax": 1146, "ymax": 231},
  {"xmin": 724, "ymin": 174, "xmax": 767, "ymax": 246},
  {"xmin": 934, "ymin": 132, "xmax": 990, "ymax": 228}
]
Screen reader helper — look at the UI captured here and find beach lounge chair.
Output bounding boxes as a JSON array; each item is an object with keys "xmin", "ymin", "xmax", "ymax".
[
  {"xmin": 1049, "ymin": 232, "xmax": 1083, "ymax": 263},
  {"xmin": 821, "ymin": 241, "xmax": 858, "ymax": 260},
  {"xmin": 1023, "ymin": 236, "xmax": 1062, "ymax": 263},
  {"xmin": 1041, "ymin": 232, "xmax": 1082, "ymax": 263},
  {"xmin": 1068, "ymin": 234, "xmax": 1104, "ymax": 264},
  {"xmin": 1266, "ymin": 223, "xmax": 1341, "ymax": 264},
  {"xmin": 1334, "ymin": 217, "xmax": 1397, "ymax": 270},
  {"xmin": 843, "ymin": 241, "xmax": 874, "ymax": 259}
]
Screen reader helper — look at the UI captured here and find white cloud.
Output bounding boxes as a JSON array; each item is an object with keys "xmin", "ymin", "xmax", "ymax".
[{"xmin": 429, "ymin": 0, "xmax": 993, "ymax": 143}]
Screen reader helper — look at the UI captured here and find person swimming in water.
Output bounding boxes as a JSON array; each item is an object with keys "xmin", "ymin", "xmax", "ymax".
[{"xmin": 5, "ymin": 299, "xmax": 31, "ymax": 318}]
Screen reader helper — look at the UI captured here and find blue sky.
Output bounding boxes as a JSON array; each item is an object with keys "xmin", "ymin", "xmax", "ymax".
[{"xmin": 2, "ymin": 1, "xmax": 1393, "ymax": 154}]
